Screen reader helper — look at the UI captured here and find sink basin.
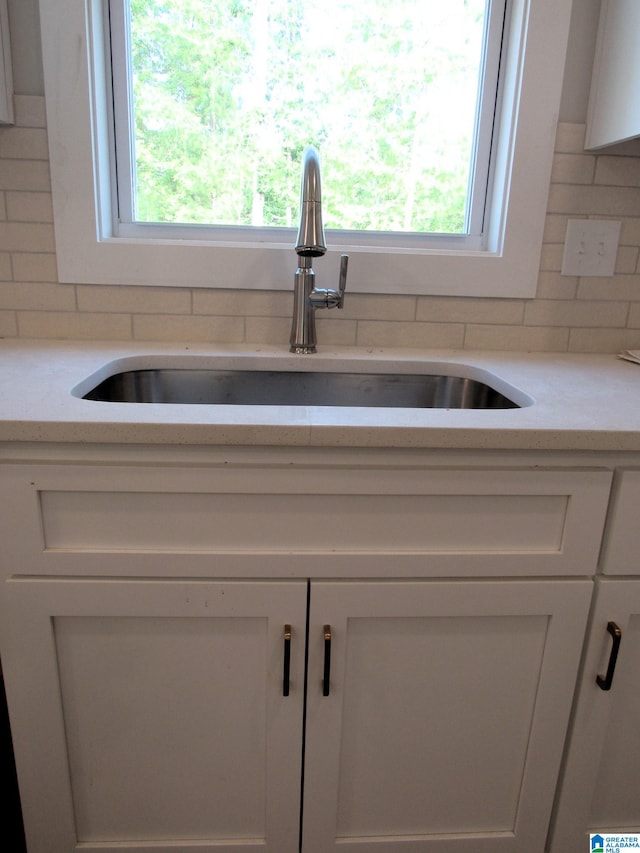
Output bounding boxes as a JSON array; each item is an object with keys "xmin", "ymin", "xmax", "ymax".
[{"xmin": 81, "ymin": 368, "xmax": 523, "ymax": 409}]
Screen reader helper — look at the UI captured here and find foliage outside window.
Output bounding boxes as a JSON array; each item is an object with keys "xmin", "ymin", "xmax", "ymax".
[{"xmin": 123, "ymin": 0, "xmax": 488, "ymax": 236}]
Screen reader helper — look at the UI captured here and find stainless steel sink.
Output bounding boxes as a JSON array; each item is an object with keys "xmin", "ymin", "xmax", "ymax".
[{"xmin": 81, "ymin": 368, "xmax": 522, "ymax": 409}]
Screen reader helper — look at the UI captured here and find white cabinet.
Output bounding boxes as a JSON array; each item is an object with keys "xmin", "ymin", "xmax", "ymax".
[
  {"xmin": 548, "ymin": 580, "xmax": 640, "ymax": 852},
  {"xmin": 549, "ymin": 469, "xmax": 640, "ymax": 851},
  {"xmin": 302, "ymin": 580, "xmax": 592, "ymax": 853},
  {"xmin": 0, "ymin": 0, "xmax": 13, "ymax": 124},
  {"xmin": 586, "ymin": 0, "xmax": 640, "ymax": 149},
  {"xmin": 597, "ymin": 468, "xmax": 640, "ymax": 575},
  {"xmin": 3, "ymin": 577, "xmax": 307, "ymax": 853},
  {"xmin": 3, "ymin": 574, "xmax": 593, "ymax": 853},
  {"xmin": 0, "ymin": 457, "xmax": 614, "ymax": 853}
]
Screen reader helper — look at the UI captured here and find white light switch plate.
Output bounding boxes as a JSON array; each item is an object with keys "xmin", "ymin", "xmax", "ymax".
[{"xmin": 561, "ymin": 219, "xmax": 621, "ymax": 276}]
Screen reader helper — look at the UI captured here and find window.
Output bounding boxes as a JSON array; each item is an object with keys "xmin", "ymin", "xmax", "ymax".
[
  {"xmin": 112, "ymin": 0, "xmax": 499, "ymax": 244},
  {"xmin": 39, "ymin": 0, "xmax": 573, "ymax": 297}
]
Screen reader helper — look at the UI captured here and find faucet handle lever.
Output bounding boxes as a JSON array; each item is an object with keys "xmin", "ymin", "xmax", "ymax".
[
  {"xmin": 307, "ymin": 253, "xmax": 349, "ymax": 310},
  {"xmin": 337, "ymin": 254, "xmax": 349, "ymax": 309}
]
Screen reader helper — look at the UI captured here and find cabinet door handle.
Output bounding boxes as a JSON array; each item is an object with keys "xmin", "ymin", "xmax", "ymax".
[
  {"xmin": 596, "ymin": 621, "xmax": 622, "ymax": 692},
  {"xmin": 283, "ymin": 625, "xmax": 292, "ymax": 696},
  {"xmin": 323, "ymin": 625, "xmax": 332, "ymax": 696}
]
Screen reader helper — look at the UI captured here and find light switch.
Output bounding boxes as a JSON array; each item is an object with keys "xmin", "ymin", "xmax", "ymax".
[{"xmin": 561, "ymin": 219, "xmax": 621, "ymax": 276}]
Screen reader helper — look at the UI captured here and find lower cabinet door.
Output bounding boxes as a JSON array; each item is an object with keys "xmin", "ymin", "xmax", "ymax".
[
  {"xmin": 549, "ymin": 579, "xmax": 640, "ymax": 853},
  {"xmin": 2, "ymin": 578, "xmax": 307, "ymax": 853},
  {"xmin": 301, "ymin": 579, "xmax": 592, "ymax": 853}
]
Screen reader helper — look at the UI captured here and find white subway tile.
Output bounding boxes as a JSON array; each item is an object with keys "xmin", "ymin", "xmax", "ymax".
[
  {"xmin": 535, "ymin": 271, "xmax": 578, "ymax": 300},
  {"xmin": 577, "ymin": 275, "xmax": 640, "ymax": 301},
  {"xmin": 18, "ymin": 311, "xmax": 132, "ymax": 340},
  {"xmin": 11, "ymin": 253, "xmax": 58, "ymax": 282},
  {"xmin": 341, "ymin": 294, "xmax": 416, "ymax": 322},
  {"xmin": 548, "ymin": 184, "xmax": 640, "ymax": 217},
  {"xmin": 0, "ymin": 160, "xmax": 50, "ymax": 192},
  {"xmin": 543, "ymin": 214, "xmax": 575, "ymax": 243},
  {"xmin": 194, "ymin": 288, "xmax": 291, "ymax": 317},
  {"xmin": 568, "ymin": 328, "xmax": 640, "ymax": 353},
  {"xmin": 356, "ymin": 321, "xmax": 465, "ymax": 349},
  {"xmin": 416, "ymin": 296, "xmax": 523, "ymax": 324},
  {"xmin": 6, "ymin": 192, "xmax": 53, "ymax": 223},
  {"xmin": 626, "ymin": 304, "xmax": 640, "ymax": 328},
  {"xmin": 0, "ymin": 310, "xmax": 17, "ymax": 336},
  {"xmin": 464, "ymin": 324, "xmax": 569, "ymax": 351},
  {"xmin": 0, "ymin": 281, "xmax": 76, "ymax": 311},
  {"xmin": 539, "ymin": 243, "xmax": 564, "ymax": 272},
  {"xmin": 595, "ymin": 156, "xmax": 640, "ymax": 188},
  {"xmin": 0, "ymin": 251, "xmax": 11, "ymax": 280},
  {"xmin": 133, "ymin": 314, "xmax": 245, "ymax": 342},
  {"xmin": 245, "ymin": 316, "xmax": 291, "ymax": 344},
  {"xmin": 551, "ymin": 153, "xmax": 595, "ymax": 185},
  {"xmin": 0, "ymin": 222, "xmax": 55, "ymax": 252},
  {"xmin": 615, "ymin": 246, "xmax": 639, "ymax": 274},
  {"xmin": 77, "ymin": 284, "xmax": 191, "ymax": 314},
  {"xmin": 524, "ymin": 299, "xmax": 628, "ymax": 327},
  {"xmin": 315, "ymin": 317, "xmax": 358, "ymax": 345},
  {"xmin": 0, "ymin": 128, "xmax": 49, "ymax": 160},
  {"xmin": 619, "ymin": 217, "xmax": 640, "ymax": 245}
]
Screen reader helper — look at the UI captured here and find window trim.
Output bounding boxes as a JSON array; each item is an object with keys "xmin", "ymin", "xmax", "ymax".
[{"xmin": 39, "ymin": 0, "xmax": 573, "ymax": 298}]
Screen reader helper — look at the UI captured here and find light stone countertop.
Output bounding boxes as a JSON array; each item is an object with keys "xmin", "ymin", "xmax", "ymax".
[{"xmin": 0, "ymin": 339, "xmax": 639, "ymax": 451}]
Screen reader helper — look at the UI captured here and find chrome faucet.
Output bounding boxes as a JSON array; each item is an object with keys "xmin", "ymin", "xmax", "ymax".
[{"xmin": 290, "ymin": 146, "xmax": 348, "ymax": 353}]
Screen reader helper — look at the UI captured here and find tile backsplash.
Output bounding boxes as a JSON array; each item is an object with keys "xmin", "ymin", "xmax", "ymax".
[{"xmin": 1, "ymin": 95, "xmax": 640, "ymax": 352}]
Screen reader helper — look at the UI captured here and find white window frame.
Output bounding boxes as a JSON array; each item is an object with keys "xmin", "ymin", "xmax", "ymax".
[{"xmin": 39, "ymin": 0, "xmax": 573, "ymax": 297}]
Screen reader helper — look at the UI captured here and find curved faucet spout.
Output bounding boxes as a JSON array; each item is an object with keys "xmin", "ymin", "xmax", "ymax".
[
  {"xmin": 290, "ymin": 146, "xmax": 347, "ymax": 353},
  {"xmin": 295, "ymin": 146, "xmax": 326, "ymax": 258}
]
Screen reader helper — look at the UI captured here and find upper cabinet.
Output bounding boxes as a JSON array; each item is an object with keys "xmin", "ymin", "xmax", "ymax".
[
  {"xmin": 586, "ymin": 0, "xmax": 640, "ymax": 149},
  {"xmin": 0, "ymin": 0, "xmax": 13, "ymax": 125}
]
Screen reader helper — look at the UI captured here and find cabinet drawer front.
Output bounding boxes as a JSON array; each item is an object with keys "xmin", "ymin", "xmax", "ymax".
[
  {"xmin": 601, "ymin": 469, "xmax": 640, "ymax": 575},
  {"xmin": 2, "ymin": 464, "xmax": 612, "ymax": 577}
]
